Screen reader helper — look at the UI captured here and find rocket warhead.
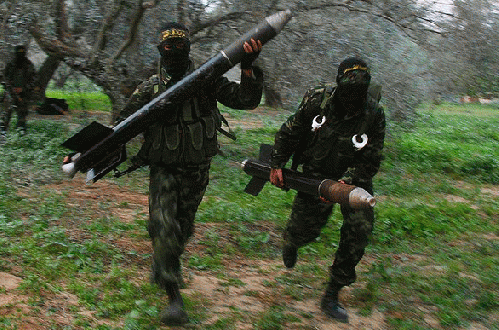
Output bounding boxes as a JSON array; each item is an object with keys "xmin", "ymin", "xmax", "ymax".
[
  {"xmin": 221, "ymin": 10, "xmax": 293, "ymax": 66},
  {"xmin": 318, "ymin": 180, "xmax": 376, "ymax": 209},
  {"xmin": 266, "ymin": 9, "xmax": 293, "ymax": 33},
  {"xmin": 348, "ymin": 187, "xmax": 376, "ymax": 208}
]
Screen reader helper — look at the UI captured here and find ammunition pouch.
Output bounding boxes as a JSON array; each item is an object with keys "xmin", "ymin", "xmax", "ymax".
[{"xmin": 143, "ymin": 114, "xmax": 219, "ymax": 166}]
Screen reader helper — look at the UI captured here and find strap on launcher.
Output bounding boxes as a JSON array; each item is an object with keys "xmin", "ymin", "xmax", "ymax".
[
  {"xmin": 217, "ymin": 113, "xmax": 237, "ymax": 140},
  {"xmin": 88, "ymin": 145, "xmax": 127, "ymax": 182}
]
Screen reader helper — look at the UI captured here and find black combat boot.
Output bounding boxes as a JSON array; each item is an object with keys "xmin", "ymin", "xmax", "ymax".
[
  {"xmin": 282, "ymin": 242, "xmax": 298, "ymax": 269},
  {"xmin": 320, "ymin": 282, "xmax": 348, "ymax": 322},
  {"xmin": 160, "ymin": 282, "xmax": 189, "ymax": 325}
]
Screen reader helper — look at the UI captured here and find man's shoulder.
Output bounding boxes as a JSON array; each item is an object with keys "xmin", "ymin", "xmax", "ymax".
[
  {"xmin": 366, "ymin": 83, "xmax": 385, "ymax": 116},
  {"xmin": 132, "ymin": 74, "xmax": 159, "ymax": 94},
  {"xmin": 300, "ymin": 83, "xmax": 335, "ymax": 113},
  {"xmin": 305, "ymin": 83, "xmax": 334, "ymax": 98},
  {"xmin": 146, "ymin": 74, "xmax": 161, "ymax": 86}
]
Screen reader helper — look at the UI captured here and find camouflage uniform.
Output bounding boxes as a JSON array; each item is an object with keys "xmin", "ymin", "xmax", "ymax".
[
  {"xmin": 119, "ymin": 61, "xmax": 263, "ymax": 288},
  {"xmin": 271, "ymin": 84, "xmax": 385, "ymax": 286},
  {"xmin": 1, "ymin": 47, "xmax": 36, "ymax": 133}
]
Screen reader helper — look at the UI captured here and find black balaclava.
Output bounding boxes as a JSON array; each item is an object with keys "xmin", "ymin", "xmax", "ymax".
[
  {"xmin": 335, "ymin": 57, "xmax": 371, "ymax": 116},
  {"xmin": 157, "ymin": 23, "xmax": 191, "ymax": 80},
  {"xmin": 14, "ymin": 45, "xmax": 27, "ymax": 67}
]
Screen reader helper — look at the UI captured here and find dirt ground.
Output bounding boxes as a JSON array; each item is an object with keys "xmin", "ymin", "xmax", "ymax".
[
  {"xmin": 1, "ymin": 110, "xmax": 497, "ymax": 329},
  {"xmin": 1, "ymin": 175, "xmax": 393, "ymax": 330},
  {"xmin": 0, "ymin": 109, "xmax": 388, "ymax": 329}
]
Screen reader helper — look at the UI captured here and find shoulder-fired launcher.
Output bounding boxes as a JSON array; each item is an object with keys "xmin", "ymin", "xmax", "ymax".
[
  {"xmin": 61, "ymin": 10, "xmax": 293, "ymax": 183},
  {"xmin": 242, "ymin": 144, "xmax": 376, "ymax": 209}
]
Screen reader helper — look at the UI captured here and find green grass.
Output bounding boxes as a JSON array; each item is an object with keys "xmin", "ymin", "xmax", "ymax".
[
  {"xmin": 0, "ymin": 98, "xmax": 498, "ymax": 329},
  {"xmin": 46, "ymin": 89, "xmax": 112, "ymax": 112}
]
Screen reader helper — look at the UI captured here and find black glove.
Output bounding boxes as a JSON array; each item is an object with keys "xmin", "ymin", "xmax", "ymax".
[{"xmin": 240, "ymin": 50, "xmax": 260, "ymax": 70}]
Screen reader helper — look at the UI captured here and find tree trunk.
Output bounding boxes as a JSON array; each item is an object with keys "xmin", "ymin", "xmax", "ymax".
[
  {"xmin": 263, "ymin": 82, "xmax": 282, "ymax": 108},
  {"xmin": 34, "ymin": 55, "xmax": 62, "ymax": 100}
]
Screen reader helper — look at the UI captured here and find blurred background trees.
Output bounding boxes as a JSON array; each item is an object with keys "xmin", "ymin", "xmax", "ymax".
[{"xmin": 1, "ymin": 0, "xmax": 497, "ymax": 122}]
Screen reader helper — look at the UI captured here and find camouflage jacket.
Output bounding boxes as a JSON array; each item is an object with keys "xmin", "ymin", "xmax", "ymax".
[
  {"xmin": 119, "ymin": 60, "xmax": 263, "ymax": 166},
  {"xmin": 271, "ymin": 84, "xmax": 385, "ymax": 188}
]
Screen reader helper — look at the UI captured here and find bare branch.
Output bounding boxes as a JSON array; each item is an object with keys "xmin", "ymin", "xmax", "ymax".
[
  {"xmin": 89, "ymin": 0, "xmax": 127, "ymax": 64},
  {"xmin": 297, "ymin": 1, "xmax": 446, "ymax": 38},
  {"xmin": 29, "ymin": 23, "xmax": 87, "ymax": 59},
  {"xmin": 109, "ymin": 0, "xmax": 161, "ymax": 63},
  {"xmin": 1, "ymin": 1, "xmax": 16, "ymax": 47},
  {"xmin": 55, "ymin": 0, "xmax": 70, "ymax": 40},
  {"xmin": 177, "ymin": 0, "xmax": 187, "ymax": 25},
  {"xmin": 189, "ymin": 11, "xmax": 249, "ymax": 36}
]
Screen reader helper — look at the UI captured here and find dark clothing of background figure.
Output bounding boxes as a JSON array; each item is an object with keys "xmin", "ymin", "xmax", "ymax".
[
  {"xmin": 118, "ymin": 60, "xmax": 263, "ymax": 288},
  {"xmin": 271, "ymin": 84, "xmax": 385, "ymax": 286},
  {"xmin": 1, "ymin": 53, "xmax": 36, "ymax": 133}
]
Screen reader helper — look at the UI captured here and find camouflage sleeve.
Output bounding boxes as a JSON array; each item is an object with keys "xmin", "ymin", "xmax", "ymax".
[
  {"xmin": 270, "ymin": 87, "xmax": 323, "ymax": 169},
  {"xmin": 350, "ymin": 105, "xmax": 386, "ymax": 185},
  {"xmin": 116, "ymin": 76, "xmax": 156, "ymax": 124},
  {"xmin": 213, "ymin": 66, "xmax": 263, "ymax": 110}
]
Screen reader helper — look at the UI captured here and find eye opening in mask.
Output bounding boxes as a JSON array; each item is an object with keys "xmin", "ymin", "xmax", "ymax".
[
  {"xmin": 161, "ymin": 38, "xmax": 188, "ymax": 50},
  {"xmin": 337, "ymin": 69, "xmax": 371, "ymax": 86},
  {"xmin": 157, "ymin": 37, "xmax": 191, "ymax": 58}
]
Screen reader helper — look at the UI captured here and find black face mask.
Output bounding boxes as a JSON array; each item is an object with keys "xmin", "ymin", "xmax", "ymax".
[
  {"xmin": 158, "ymin": 38, "xmax": 190, "ymax": 80},
  {"xmin": 335, "ymin": 69, "xmax": 371, "ymax": 115},
  {"xmin": 14, "ymin": 51, "xmax": 27, "ymax": 67}
]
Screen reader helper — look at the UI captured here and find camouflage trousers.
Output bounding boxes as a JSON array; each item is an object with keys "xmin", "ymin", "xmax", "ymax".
[
  {"xmin": 284, "ymin": 188, "xmax": 375, "ymax": 287},
  {"xmin": 148, "ymin": 163, "xmax": 210, "ymax": 289},
  {"xmin": 1, "ymin": 93, "xmax": 28, "ymax": 133}
]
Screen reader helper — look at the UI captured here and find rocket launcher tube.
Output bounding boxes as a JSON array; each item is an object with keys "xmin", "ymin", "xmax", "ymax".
[{"xmin": 242, "ymin": 159, "xmax": 376, "ymax": 209}]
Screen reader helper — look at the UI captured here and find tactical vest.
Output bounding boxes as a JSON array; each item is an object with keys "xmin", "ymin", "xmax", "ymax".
[
  {"xmin": 292, "ymin": 83, "xmax": 382, "ymax": 178},
  {"xmin": 139, "ymin": 74, "xmax": 221, "ymax": 166}
]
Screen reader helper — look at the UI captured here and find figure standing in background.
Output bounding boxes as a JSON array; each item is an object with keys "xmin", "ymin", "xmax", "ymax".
[{"xmin": 1, "ymin": 45, "xmax": 36, "ymax": 136}]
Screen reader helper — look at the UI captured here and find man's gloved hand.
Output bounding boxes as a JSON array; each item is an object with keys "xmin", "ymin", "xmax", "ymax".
[{"xmin": 241, "ymin": 38, "xmax": 263, "ymax": 69}]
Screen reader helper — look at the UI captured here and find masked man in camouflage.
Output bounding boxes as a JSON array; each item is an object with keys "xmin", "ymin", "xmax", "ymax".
[
  {"xmin": 117, "ymin": 22, "xmax": 263, "ymax": 325},
  {"xmin": 269, "ymin": 57, "xmax": 385, "ymax": 322},
  {"xmin": 1, "ymin": 45, "xmax": 36, "ymax": 135}
]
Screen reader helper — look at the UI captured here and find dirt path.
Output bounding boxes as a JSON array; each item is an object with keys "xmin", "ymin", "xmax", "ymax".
[
  {"xmin": 5, "ymin": 109, "xmax": 496, "ymax": 329},
  {"xmin": 1, "ymin": 174, "xmax": 389, "ymax": 329}
]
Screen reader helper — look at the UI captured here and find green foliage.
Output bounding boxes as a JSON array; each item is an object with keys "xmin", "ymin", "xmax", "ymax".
[
  {"xmin": 384, "ymin": 104, "xmax": 499, "ymax": 184},
  {"xmin": 0, "ymin": 102, "xmax": 497, "ymax": 329},
  {"xmin": 373, "ymin": 201, "xmax": 481, "ymax": 245},
  {"xmin": 253, "ymin": 306, "xmax": 300, "ymax": 330},
  {"xmin": 46, "ymin": 90, "xmax": 112, "ymax": 112}
]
